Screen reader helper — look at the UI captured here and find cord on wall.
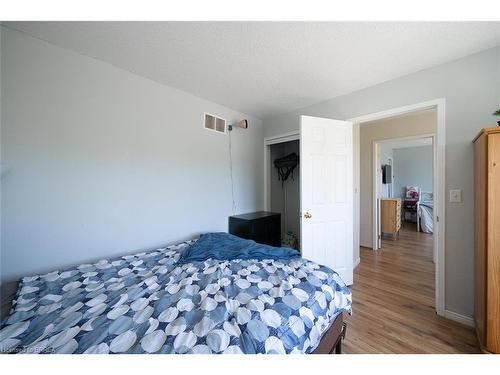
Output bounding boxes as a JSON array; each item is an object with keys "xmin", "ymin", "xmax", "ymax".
[
  {"xmin": 226, "ymin": 119, "xmax": 248, "ymax": 215},
  {"xmin": 228, "ymin": 130, "xmax": 237, "ymax": 215}
]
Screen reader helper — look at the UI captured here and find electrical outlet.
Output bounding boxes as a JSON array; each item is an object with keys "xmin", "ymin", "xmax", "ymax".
[{"xmin": 449, "ymin": 189, "xmax": 462, "ymax": 203}]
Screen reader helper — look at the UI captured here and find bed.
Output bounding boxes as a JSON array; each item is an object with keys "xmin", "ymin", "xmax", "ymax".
[
  {"xmin": 0, "ymin": 233, "xmax": 351, "ymax": 354},
  {"xmin": 417, "ymin": 192, "xmax": 434, "ymax": 234}
]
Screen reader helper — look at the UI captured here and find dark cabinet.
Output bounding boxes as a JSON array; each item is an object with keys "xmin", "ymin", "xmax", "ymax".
[{"xmin": 228, "ymin": 211, "xmax": 281, "ymax": 247}]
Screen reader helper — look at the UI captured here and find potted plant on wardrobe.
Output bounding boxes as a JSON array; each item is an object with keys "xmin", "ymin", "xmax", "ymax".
[{"xmin": 494, "ymin": 108, "xmax": 500, "ymax": 126}]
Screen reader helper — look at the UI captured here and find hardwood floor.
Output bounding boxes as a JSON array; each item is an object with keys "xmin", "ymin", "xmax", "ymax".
[{"xmin": 343, "ymin": 223, "xmax": 480, "ymax": 353}]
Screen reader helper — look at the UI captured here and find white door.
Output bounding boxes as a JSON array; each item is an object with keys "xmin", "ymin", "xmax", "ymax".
[{"xmin": 300, "ymin": 115, "xmax": 354, "ymax": 285}]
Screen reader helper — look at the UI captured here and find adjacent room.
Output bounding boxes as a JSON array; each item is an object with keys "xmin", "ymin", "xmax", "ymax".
[
  {"xmin": 378, "ymin": 135, "xmax": 435, "ymax": 241},
  {"xmin": 1, "ymin": 19, "xmax": 500, "ymax": 359}
]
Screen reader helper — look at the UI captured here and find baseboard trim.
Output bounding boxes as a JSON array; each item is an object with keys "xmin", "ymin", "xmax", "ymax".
[
  {"xmin": 444, "ymin": 309, "xmax": 474, "ymax": 328},
  {"xmin": 353, "ymin": 257, "xmax": 360, "ymax": 269}
]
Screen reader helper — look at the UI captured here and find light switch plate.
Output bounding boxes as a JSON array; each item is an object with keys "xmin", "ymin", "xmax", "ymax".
[{"xmin": 449, "ymin": 189, "xmax": 462, "ymax": 203}]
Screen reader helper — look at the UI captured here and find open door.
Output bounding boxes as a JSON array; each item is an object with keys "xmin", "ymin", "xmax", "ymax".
[{"xmin": 300, "ymin": 115, "xmax": 354, "ymax": 285}]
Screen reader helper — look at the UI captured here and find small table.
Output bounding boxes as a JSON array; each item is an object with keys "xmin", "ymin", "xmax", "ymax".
[
  {"xmin": 228, "ymin": 211, "xmax": 281, "ymax": 247},
  {"xmin": 403, "ymin": 198, "xmax": 418, "ymax": 222}
]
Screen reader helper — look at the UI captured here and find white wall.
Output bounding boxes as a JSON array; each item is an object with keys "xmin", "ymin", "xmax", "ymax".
[
  {"xmin": 263, "ymin": 46, "xmax": 500, "ymax": 318},
  {"xmin": 0, "ymin": 27, "xmax": 264, "ymax": 281},
  {"xmin": 393, "ymin": 146, "xmax": 433, "ymax": 199},
  {"xmin": 0, "ymin": 26, "xmax": 2, "ymax": 264}
]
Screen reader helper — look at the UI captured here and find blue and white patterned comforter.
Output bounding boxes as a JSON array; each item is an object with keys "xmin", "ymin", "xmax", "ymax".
[{"xmin": 0, "ymin": 240, "xmax": 352, "ymax": 354}]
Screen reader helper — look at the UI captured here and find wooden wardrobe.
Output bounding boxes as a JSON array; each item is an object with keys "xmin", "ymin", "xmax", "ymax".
[{"xmin": 473, "ymin": 127, "xmax": 500, "ymax": 354}]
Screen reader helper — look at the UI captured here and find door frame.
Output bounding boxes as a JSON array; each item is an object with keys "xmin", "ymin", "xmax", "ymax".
[{"xmin": 348, "ymin": 98, "xmax": 446, "ymax": 316}]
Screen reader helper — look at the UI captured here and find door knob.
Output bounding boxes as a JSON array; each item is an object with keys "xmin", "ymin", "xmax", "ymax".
[{"xmin": 304, "ymin": 212, "xmax": 312, "ymax": 219}]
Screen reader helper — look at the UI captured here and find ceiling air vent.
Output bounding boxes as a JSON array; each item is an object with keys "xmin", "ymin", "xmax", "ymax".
[{"xmin": 204, "ymin": 113, "xmax": 226, "ymax": 134}]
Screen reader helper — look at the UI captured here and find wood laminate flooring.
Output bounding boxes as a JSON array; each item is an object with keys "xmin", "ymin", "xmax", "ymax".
[{"xmin": 343, "ymin": 223, "xmax": 479, "ymax": 353}]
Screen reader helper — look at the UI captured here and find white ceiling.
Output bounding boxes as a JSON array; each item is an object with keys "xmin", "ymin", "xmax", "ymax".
[{"xmin": 4, "ymin": 22, "xmax": 500, "ymax": 119}]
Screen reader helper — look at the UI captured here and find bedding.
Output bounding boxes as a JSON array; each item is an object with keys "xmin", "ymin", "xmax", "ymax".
[
  {"xmin": 418, "ymin": 201, "xmax": 433, "ymax": 233},
  {"xmin": 0, "ymin": 236, "xmax": 352, "ymax": 354},
  {"xmin": 417, "ymin": 192, "xmax": 433, "ymax": 233},
  {"xmin": 178, "ymin": 232, "xmax": 300, "ymax": 264}
]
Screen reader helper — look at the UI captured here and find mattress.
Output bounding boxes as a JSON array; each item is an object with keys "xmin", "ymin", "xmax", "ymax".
[
  {"xmin": 419, "ymin": 202, "xmax": 433, "ymax": 234},
  {"xmin": 0, "ymin": 239, "xmax": 352, "ymax": 354}
]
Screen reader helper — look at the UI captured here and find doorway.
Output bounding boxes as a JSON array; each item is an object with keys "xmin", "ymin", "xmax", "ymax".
[
  {"xmin": 264, "ymin": 131, "xmax": 301, "ymax": 250},
  {"xmin": 349, "ymin": 99, "xmax": 445, "ymax": 316}
]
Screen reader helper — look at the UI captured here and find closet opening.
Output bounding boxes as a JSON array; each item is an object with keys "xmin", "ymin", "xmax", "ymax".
[{"xmin": 264, "ymin": 136, "xmax": 301, "ymax": 251}]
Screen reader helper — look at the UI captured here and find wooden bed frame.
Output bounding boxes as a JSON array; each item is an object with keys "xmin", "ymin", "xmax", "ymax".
[
  {"xmin": 313, "ymin": 313, "xmax": 346, "ymax": 354},
  {"xmin": 1, "ymin": 280, "xmax": 346, "ymax": 354}
]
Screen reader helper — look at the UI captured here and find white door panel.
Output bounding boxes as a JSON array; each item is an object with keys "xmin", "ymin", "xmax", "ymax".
[{"xmin": 300, "ymin": 116, "xmax": 353, "ymax": 285}]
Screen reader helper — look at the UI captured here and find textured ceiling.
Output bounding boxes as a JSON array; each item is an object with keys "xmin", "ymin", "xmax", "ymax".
[{"xmin": 4, "ymin": 22, "xmax": 500, "ymax": 119}]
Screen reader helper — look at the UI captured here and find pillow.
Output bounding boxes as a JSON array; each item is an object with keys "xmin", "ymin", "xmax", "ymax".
[
  {"xmin": 421, "ymin": 191, "xmax": 433, "ymax": 202},
  {"xmin": 406, "ymin": 186, "xmax": 419, "ymax": 199}
]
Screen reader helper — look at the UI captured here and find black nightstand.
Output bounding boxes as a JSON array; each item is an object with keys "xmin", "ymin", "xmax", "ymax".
[{"xmin": 228, "ymin": 211, "xmax": 281, "ymax": 247}]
